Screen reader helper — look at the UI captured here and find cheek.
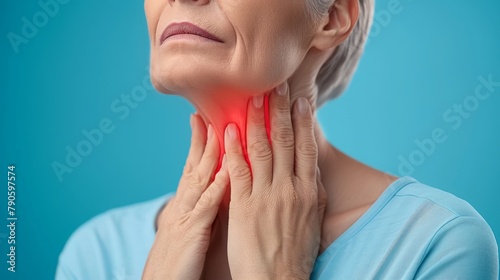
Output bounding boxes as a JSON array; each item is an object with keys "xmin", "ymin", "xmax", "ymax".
[
  {"xmin": 241, "ymin": 40, "xmax": 304, "ymax": 91},
  {"xmin": 218, "ymin": 50, "xmax": 300, "ymax": 93},
  {"xmin": 226, "ymin": 3, "xmax": 311, "ymax": 90}
]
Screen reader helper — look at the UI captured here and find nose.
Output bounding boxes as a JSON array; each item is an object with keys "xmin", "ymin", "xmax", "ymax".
[{"xmin": 168, "ymin": 0, "xmax": 210, "ymax": 6}]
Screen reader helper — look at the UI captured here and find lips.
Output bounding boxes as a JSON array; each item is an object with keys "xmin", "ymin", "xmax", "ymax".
[{"xmin": 160, "ymin": 22, "xmax": 223, "ymax": 44}]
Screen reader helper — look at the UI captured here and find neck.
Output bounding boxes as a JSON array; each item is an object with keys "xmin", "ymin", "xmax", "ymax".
[
  {"xmin": 185, "ymin": 87, "xmax": 272, "ymax": 170},
  {"xmin": 181, "ymin": 50, "xmax": 328, "ymax": 206},
  {"xmin": 184, "ymin": 63, "xmax": 323, "ymax": 163}
]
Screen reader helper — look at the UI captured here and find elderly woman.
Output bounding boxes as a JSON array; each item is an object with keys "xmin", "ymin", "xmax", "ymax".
[{"xmin": 56, "ymin": 0, "xmax": 498, "ymax": 279}]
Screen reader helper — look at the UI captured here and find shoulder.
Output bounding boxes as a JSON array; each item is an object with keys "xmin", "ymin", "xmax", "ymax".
[
  {"xmin": 391, "ymin": 177, "xmax": 496, "ymax": 245},
  {"xmin": 395, "ymin": 177, "xmax": 486, "ymax": 218},
  {"xmin": 55, "ymin": 193, "xmax": 174, "ymax": 279},
  {"xmin": 393, "ymin": 178, "xmax": 499, "ymax": 278},
  {"xmin": 65, "ymin": 193, "xmax": 172, "ymax": 245}
]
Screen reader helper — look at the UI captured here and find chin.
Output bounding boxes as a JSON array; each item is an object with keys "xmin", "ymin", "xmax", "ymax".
[
  {"xmin": 150, "ymin": 59, "xmax": 279, "ymax": 96},
  {"xmin": 151, "ymin": 64, "xmax": 221, "ymax": 94}
]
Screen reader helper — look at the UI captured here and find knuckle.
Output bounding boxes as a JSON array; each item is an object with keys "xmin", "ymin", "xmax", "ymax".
[
  {"xmin": 231, "ymin": 164, "xmax": 251, "ymax": 180},
  {"xmin": 297, "ymin": 182, "xmax": 318, "ymax": 204},
  {"xmin": 308, "ymin": 169, "xmax": 317, "ymax": 181},
  {"xmin": 197, "ymin": 190, "xmax": 213, "ymax": 210},
  {"xmin": 248, "ymin": 136, "xmax": 272, "ymax": 161},
  {"xmin": 188, "ymin": 169, "xmax": 206, "ymax": 190},
  {"xmin": 281, "ymin": 190, "xmax": 300, "ymax": 213},
  {"xmin": 183, "ymin": 160, "xmax": 195, "ymax": 175},
  {"xmin": 273, "ymin": 174, "xmax": 292, "ymax": 189},
  {"xmin": 297, "ymin": 140, "xmax": 318, "ymax": 158},
  {"xmin": 271, "ymin": 129, "xmax": 294, "ymax": 149},
  {"xmin": 211, "ymin": 175, "xmax": 226, "ymax": 192},
  {"xmin": 202, "ymin": 152, "xmax": 219, "ymax": 165},
  {"xmin": 300, "ymin": 167, "xmax": 317, "ymax": 182}
]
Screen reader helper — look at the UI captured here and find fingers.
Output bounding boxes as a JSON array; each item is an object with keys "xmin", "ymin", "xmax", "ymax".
[
  {"xmin": 194, "ymin": 124, "xmax": 220, "ymax": 186},
  {"xmin": 176, "ymin": 115, "xmax": 219, "ymax": 213},
  {"xmin": 180, "ymin": 124, "xmax": 220, "ymax": 210},
  {"xmin": 269, "ymin": 82, "xmax": 295, "ymax": 178},
  {"xmin": 191, "ymin": 157, "xmax": 229, "ymax": 228},
  {"xmin": 225, "ymin": 123, "xmax": 252, "ymax": 200},
  {"xmin": 246, "ymin": 94, "xmax": 273, "ymax": 187},
  {"xmin": 292, "ymin": 97, "xmax": 317, "ymax": 183},
  {"xmin": 184, "ymin": 114, "xmax": 207, "ymax": 174}
]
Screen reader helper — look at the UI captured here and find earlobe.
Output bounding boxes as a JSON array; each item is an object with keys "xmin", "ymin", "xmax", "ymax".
[{"xmin": 310, "ymin": 0, "xmax": 359, "ymax": 51}]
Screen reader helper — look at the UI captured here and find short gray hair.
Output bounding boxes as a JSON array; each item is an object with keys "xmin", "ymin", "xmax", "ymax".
[{"xmin": 306, "ymin": 0, "xmax": 374, "ymax": 107}]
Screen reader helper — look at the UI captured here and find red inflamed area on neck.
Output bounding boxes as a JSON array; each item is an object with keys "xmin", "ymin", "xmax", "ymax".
[{"xmin": 212, "ymin": 90, "xmax": 272, "ymax": 175}]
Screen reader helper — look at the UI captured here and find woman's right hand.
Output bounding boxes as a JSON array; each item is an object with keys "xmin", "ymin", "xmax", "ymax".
[{"xmin": 142, "ymin": 114, "xmax": 229, "ymax": 280}]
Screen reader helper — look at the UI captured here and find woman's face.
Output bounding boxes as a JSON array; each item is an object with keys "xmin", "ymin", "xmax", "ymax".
[{"xmin": 145, "ymin": 0, "xmax": 318, "ymax": 94}]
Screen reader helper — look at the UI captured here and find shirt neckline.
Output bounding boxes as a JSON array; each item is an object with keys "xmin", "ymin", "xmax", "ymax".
[
  {"xmin": 147, "ymin": 177, "xmax": 419, "ymax": 262},
  {"xmin": 316, "ymin": 176, "xmax": 418, "ymax": 262}
]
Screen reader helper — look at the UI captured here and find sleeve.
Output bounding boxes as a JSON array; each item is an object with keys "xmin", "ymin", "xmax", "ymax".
[
  {"xmin": 54, "ymin": 230, "xmax": 95, "ymax": 280},
  {"xmin": 415, "ymin": 216, "xmax": 499, "ymax": 280},
  {"xmin": 55, "ymin": 260, "xmax": 78, "ymax": 280},
  {"xmin": 53, "ymin": 221, "xmax": 110, "ymax": 280}
]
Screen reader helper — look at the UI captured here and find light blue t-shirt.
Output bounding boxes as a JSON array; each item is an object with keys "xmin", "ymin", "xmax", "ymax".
[{"xmin": 55, "ymin": 176, "xmax": 499, "ymax": 279}]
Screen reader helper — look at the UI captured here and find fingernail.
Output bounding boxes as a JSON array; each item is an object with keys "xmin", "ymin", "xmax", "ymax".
[
  {"xmin": 253, "ymin": 95, "xmax": 264, "ymax": 109},
  {"xmin": 226, "ymin": 123, "xmax": 237, "ymax": 140},
  {"xmin": 297, "ymin": 97, "xmax": 309, "ymax": 116},
  {"xmin": 207, "ymin": 124, "xmax": 213, "ymax": 139},
  {"xmin": 276, "ymin": 82, "xmax": 287, "ymax": 96}
]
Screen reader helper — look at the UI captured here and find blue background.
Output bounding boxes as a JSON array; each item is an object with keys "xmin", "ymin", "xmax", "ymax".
[{"xmin": 1, "ymin": 0, "xmax": 499, "ymax": 279}]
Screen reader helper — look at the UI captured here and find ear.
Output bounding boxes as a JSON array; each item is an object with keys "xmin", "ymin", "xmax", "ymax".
[{"xmin": 310, "ymin": 0, "xmax": 359, "ymax": 51}]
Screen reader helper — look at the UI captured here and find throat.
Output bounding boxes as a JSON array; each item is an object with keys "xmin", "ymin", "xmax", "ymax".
[{"xmin": 187, "ymin": 88, "xmax": 272, "ymax": 171}]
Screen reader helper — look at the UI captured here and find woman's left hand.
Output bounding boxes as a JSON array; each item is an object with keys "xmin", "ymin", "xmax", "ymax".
[{"xmin": 224, "ymin": 83, "xmax": 327, "ymax": 280}]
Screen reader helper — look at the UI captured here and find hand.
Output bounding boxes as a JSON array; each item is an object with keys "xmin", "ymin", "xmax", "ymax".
[
  {"xmin": 142, "ymin": 114, "xmax": 229, "ymax": 280},
  {"xmin": 225, "ymin": 83, "xmax": 327, "ymax": 280}
]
